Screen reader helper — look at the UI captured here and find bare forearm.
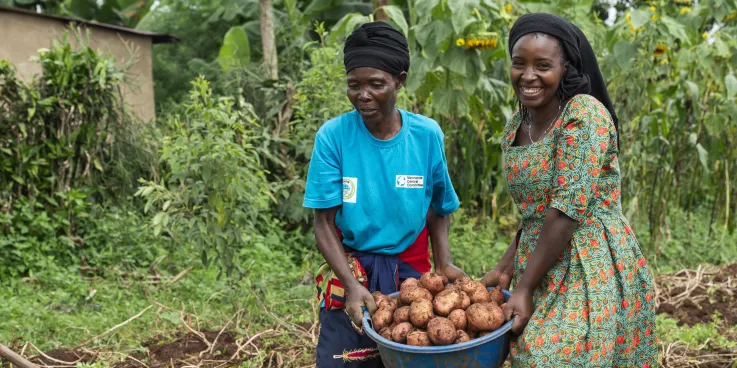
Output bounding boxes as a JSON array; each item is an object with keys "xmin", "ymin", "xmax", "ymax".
[
  {"xmin": 515, "ymin": 209, "xmax": 577, "ymax": 292},
  {"xmin": 427, "ymin": 208, "xmax": 452, "ymax": 268},
  {"xmin": 314, "ymin": 208, "xmax": 362, "ymax": 292}
]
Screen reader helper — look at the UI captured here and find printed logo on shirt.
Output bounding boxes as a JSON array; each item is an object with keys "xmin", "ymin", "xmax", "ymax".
[
  {"xmin": 396, "ymin": 175, "xmax": 424, "ymax": 189},
  {"xmin": 343, "ymin": 177, "xmax": 358, "ymax": 203}
]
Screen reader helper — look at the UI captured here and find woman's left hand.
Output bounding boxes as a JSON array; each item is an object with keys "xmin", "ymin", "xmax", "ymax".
[
  {"xmin": 503, "ymin": 288, "xmax": 534, "ymax": 335},
  {"xmin": 435, "ymin": 263, "xmax": 467, "ymax": 283}
]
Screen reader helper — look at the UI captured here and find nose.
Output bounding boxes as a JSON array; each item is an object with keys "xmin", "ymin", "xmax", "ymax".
[
  {"xmin": 357, "ymin": 87, "xmax": 372, "ymax": 102},
  {"xmin": 521, "ymin": 66, "xmax": 536, "ymax": 82}
]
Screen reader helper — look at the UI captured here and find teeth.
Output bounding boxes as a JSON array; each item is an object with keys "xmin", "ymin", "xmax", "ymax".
[{"xmin": 522, "ymin": 88, "xmax": 542, "ymax": 94}]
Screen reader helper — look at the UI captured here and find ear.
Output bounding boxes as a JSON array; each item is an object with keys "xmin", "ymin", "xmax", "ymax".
[{"xmin": 395, "ymin": 71, "xmax": 407, "ymax": 90}]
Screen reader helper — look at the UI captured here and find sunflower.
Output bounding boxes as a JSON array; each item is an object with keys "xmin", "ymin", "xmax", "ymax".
[
  {"xmin": 465, "ymin": 37, "xmax": 498, "ymax": 50},
  {"xmin": 456, "ymin": 38, "xmax": 466, "ymax": 47},
  {"xmin": 702, "ymin": 32, "xmax": 709, "ymax": 39},
  {"xmin": 679, "ymin": 7, "xmax": 692, "ymax": 15},
  {"xmin": 653, "ymin": 44, "xmax": 667, "ymax": 57},
  {"xmin": 504, "ymin": 3, "xmax": 513, "ymax": 13}
]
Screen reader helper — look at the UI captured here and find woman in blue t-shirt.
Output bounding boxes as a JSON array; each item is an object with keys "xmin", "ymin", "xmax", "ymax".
[{"xmin": 303, "ymin": 21, "xmax": 466, "ymax": 367}]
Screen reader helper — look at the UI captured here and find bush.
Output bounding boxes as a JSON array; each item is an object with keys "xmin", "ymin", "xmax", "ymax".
[
  {"xmin": 0, "ymin": 30, "xmax": 161, "ymax": 278},
  {"xmin": 137, "ymin": 77, "xmax": 294, "ymax": 279}
]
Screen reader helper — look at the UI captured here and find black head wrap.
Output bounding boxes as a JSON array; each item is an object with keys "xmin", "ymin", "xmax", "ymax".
[
  {"xmin": 508, "ymin": 13, "xmax": 619, "ymax": 146},
  {"xmin": 344, "ymin": 21, "xmax": 410, "ymax": 76}
]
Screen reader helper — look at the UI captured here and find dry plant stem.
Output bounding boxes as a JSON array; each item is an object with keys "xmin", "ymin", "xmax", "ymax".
[
  {"xmin": 75, "ymin": 305, "xmax": 153, "ymax": 349},
  {"xmin": 110, "ymin": 352, "xmax": 147, "ymax": 368},
  {"xmin": 206, "ymin": 320, "xmax": 232, "ymax": 356},
  {"xmin": 27, "ymin": 343, "xmax": 81, "ymax": 365},
  {"xmin": 661, "ymin": 341, "xmax": 737, "ymax": 368},
  {"xmin": 0, "ymin": 344, "xmax": 39, "ymax": 368},
  {"xmin": 229, "ymin": 330, "xmax": 273, "ymax": 361},
  {"xmin": 167, "ymin": 266, "xmax": 193, "ymax": 287},
  {"xmin": 179, "ymin": 310, "xmax": 211, "ymax": 353}
]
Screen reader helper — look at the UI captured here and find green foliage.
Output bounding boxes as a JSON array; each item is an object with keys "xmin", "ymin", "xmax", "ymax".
[
  {"xmin": 135, "ymin": 77, "xmax": 288, "ymax": 279},
  {"xmin": 447, "ymin": 209, "xmax": 514, "ymax": 278},
  {"xmin": 218, "ymin": 26, "xmax": 252, "ymax": 71},
  {"xmin": 0, "ymin": 0, "xmax": 154, "ymax": 27},
  {"xmin": 0, "ymin": 30, "xmax": 161, "ymax": 278},
  {"xmin": 656, "ymin": 314, "xmax": 737, "ymax": 349},
  {"xmin": 633, "ymin": 207, "xmax": 737, "ymax": 273}
]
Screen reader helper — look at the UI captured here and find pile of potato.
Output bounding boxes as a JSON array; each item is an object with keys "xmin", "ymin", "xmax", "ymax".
[{"xmin": 370, "ymin": 272, "xmax": 507, "ymax": 346}]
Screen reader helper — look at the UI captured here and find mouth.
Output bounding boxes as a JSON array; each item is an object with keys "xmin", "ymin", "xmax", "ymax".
[
  {"xmin": 519, "ymin": 86, "xmax": 543, "ymax": 97},
  {"xmin": 359, "ymin": 108, "xmax": 378, "ymax": 114}
]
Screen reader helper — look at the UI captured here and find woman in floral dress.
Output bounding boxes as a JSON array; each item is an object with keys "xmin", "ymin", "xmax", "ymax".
[{"xmin": 481, "ymin": 13, "xmax": 658, "ymax": 367}]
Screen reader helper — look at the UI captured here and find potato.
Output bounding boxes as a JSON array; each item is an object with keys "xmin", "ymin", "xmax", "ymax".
[
  {"xmin": 391, "ymin": 322, "xmax": 413, "ymax": 343},
  {"xmin": 399, "ymin": 286, "xmax": 433, "ymax": 305},
  {"xmin": 460, "ymin": 291, "xmax": 471, "ymax": 310},
  {"xmin": 379, "ymin": 327, "xmax": 393, "ymax": 341},
  {"xmin": 478, "ymin": 331, "xmax": 491, "ymax": 338},
  {"xmin": 460, "ymin": 279, "xmax": 483, "ymax": 294},
  {"xmin": 465, "ymin": 329, "xmax": 478, "ymax": 339},
  {"xmin": 409, "ymin": 299, "xmax": 434, "ymax": 328},
  {"xmin": 426, "ymin": 317, "xmax": 457, "ymax": 346},
  {"xmin": 488, "ymin": 286, "xmax": 505, "ymax": 305},
  {"xmin": 372, "ymin": 292, "xmax": 396, "ymax": 311},
  {"xmin": 500, "ymin": 303, "xmax": 506, "ymax": 310},
  {"xmin": 420, "ymin": 272, "xmax": 448, "ymax": 295},
  {"xmin": 406, "ymin": 330, "xmax": 432, "ymax": 346},
  {"xmin": 433, "ymin": 288, "xmax": 463, "ymax": 316},
  {"xmin": 466, "ymin": 302, "xmax": 504, "ymax": 332},
  {"xmin": 448, "ymin": 309, "xmax": 467, "ymax": 330},
  {"xmin": 372, "ymin": 308, "xmax": 394, "ymax": 331},
  {"xmin": 393, "ymin": 306, "xmax": 410, "ymax": 324},
  {"xmin": 400, "ymin": 277, "xmax": 419, "ymax": 291},
  {"xmin": 454, "ymin": 330, "xmax": 471, "ymax": 344},
  {"xmin": 462, "ymin": 280, "xmax": 490, "ymax": 304},
  {"xmin": 455, "ymin": 276, "xmax": 472, "ymax": 287},
  {"xmin": 387, "ymin": 299, "xmax": 399, "ymax": 313}
]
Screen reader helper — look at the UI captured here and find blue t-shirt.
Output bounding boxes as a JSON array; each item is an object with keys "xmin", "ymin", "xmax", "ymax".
[{"xmin": 303, "ymin": 109, "xmax": 460, "ymax": 254}]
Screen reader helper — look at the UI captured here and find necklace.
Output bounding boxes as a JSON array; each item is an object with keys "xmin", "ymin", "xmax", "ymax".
[{"xmin": 525, "ymin": 102, "xmax": 562, "ymax": 143}]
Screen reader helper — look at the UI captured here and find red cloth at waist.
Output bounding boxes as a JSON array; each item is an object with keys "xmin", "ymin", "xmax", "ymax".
[{"xmin": 335, "ymin": 227, "xmax": 431, "ymax": 274}]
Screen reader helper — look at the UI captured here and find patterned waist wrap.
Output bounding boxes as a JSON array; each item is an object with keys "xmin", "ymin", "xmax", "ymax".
[{"xmin": 315, "ymin": 227, "xmax": 431, "ymax": 310}]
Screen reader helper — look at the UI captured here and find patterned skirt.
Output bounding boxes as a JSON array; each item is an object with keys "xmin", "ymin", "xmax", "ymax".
[{"xmin": 510, "ymin": 216, "xmax": 658, "ymax": 368}]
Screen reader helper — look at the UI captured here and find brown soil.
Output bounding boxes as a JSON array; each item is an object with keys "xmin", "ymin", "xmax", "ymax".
[
  {"xmin": 656, "ymin": 264, "xmax": 737, "ymax": 327},
  {"xmin": 117, "ymin": 329, "xmax": 241, "ymax": 368},
  {"xmin": 29, "ymin": 349, "xmax": 95, "ymax": 366}
]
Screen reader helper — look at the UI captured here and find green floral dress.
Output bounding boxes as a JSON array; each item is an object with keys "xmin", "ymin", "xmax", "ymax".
[{"xmin": 502, "ymin": 94, "xmax": 658, "ymax": 367}]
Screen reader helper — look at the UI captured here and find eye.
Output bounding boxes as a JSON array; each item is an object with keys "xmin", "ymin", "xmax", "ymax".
[
  {"xmin": 512, "ymin": 60, "xmax": 524, "ymax": 68},
  {"xmin": 371, "ymin": 82, "xmax": 385, "ymax": 88},
  {"xmin": 348, "ymin": 83, "xmax": 360, "ymax": 90},
  {"xmin": 537, "ymin": 63, "xmax": 552, "ymax": 70}
]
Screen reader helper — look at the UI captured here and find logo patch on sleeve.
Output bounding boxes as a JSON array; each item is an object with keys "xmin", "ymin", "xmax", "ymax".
[
  {"xmin": 396, "ymin": 175, "xmax": 424, "ymax": 188},
  {"xmin": 343, "ymin": 177, "xmax": 358, "ymax": 203}
]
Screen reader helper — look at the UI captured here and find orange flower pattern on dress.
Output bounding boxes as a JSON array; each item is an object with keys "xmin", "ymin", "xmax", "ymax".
[{"xmin": 502, "ymin": 94, "xmax": 658, "ymax": 367}]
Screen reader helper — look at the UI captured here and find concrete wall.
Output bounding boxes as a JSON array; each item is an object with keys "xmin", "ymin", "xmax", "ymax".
[{"xmin": 0, "ymin": 11, "xmax": 155, "ymax": 122}]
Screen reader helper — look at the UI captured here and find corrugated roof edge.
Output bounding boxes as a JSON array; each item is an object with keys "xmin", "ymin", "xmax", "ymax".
[{"xmin": 0, "ymin": 4, "xmax": 179, "ymax": 44}]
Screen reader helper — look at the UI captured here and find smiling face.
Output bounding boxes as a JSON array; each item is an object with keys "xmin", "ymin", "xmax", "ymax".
[
  {"xmin": 346, "ymin": 68, "xmax": 406, "ymax": 124},
  {"xmin": 510, "ymin": 33, "xmax": 567, "ymax": 111}
]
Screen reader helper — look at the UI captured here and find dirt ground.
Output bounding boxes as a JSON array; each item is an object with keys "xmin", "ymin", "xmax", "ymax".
[
  {"xmin": 656, "ymin": 264, "xmax": 737, "ymax": 368},
  {"xmin": 4, "ymin": 265, "xmax": 737, "ymax": 368}
]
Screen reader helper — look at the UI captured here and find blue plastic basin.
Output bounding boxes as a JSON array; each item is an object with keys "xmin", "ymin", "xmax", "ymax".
[{"xmin": 362, "ymin": 288, "xmax": 513, "ymax": 368}]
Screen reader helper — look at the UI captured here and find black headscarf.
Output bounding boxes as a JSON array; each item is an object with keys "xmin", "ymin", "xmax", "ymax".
[
  {"xmin": 344, "ymin": 21, "xmax": 410, "ymax": 76},
  {"xmin": 508, "ymin": 13, "xmax": 619, "ymax": 145}
]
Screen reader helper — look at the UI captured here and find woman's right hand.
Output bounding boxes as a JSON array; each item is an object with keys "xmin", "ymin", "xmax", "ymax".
[
  {"xmin": 345, "ymin": 283, "xmax": 377, "ymax": 328},
  {"xmin": 480, "ymin": 263, "xmax": 514, "ymax": 290}
]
